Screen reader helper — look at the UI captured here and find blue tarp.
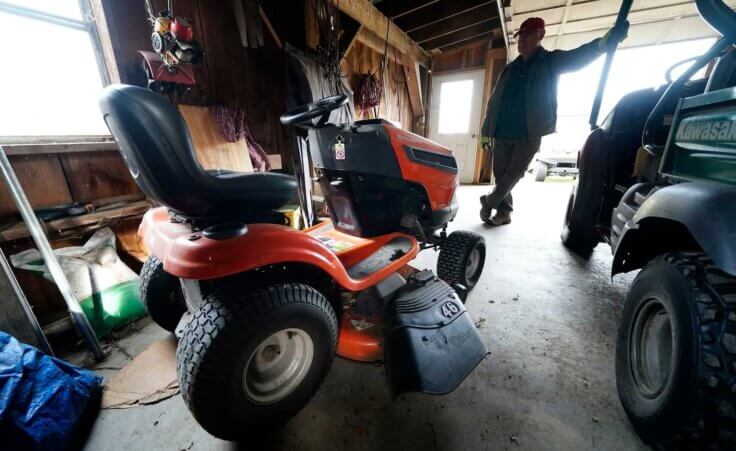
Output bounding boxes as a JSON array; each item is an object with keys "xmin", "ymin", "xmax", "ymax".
[{"xmin": 0, "ymin": 332, "xmax": 102, "ymax": 450}]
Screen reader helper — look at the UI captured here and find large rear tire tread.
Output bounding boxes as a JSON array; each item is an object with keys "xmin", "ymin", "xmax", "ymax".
[
  {"xmin": 139, "ymin": 255, "xmax": 186, "ymax": 332},
  {"xmin": 560, "ymin": 187, "xmax": 598, "ymax": 259},
  {"xmin": 176, "ymin": 283, "xmax": 337, "ymax": 440},
  {"xmin": 616, "ymin": 252, "xmax": 736, "ymax": 449},
  {"xmin": 437, "ymin": 231, "xmax": 486, "ymax": 293}
]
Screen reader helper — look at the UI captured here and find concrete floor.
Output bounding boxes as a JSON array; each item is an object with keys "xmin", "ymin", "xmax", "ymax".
[{"xmin": 79, "ymin": 177, "xmax": 647, "ymax": 451}]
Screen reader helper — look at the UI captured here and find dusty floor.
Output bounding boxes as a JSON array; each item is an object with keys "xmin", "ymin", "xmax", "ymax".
[{"xmin": 78, "ymin": 177, "xmax": 647, "ymax": 451}]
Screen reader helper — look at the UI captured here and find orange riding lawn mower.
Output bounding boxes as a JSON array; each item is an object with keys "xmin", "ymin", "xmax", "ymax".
[{"xmin": 99, "ymin": 87, "xmax": 488, "ymax": 439}]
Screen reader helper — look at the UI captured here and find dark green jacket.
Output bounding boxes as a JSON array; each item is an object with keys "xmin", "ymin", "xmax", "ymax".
[{"xmin": 481, "ymin": 40, "xmax": 603, "ymax": 139}]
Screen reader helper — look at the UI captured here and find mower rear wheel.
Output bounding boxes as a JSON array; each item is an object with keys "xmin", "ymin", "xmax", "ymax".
[
  {"xmin": 438, "ymin": 231, "xmax": 486, "ymax": 295},
  {"xmin": 616, "ymin": 253, "xmax": 736, "ymax": 449},
  {"xmin": 176, "ymin": 283, "xmax": 337, "ymax": 440},
  {"xmin": 139, "ymin": 255, "xmax": 186, "ymax": 332}
]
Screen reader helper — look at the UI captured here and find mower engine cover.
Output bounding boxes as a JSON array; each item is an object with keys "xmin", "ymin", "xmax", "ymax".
[
  {"xmin": 309, "ymin": 120, "xmax": 459, "ymax": 238},
  {"xmin": 383, "ymin": 271, "xmax": 488, "ymax": 395}
]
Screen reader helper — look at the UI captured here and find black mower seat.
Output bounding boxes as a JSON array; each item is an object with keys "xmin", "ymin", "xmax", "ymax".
[{"xmin": 99, "ymin": 85, "xmax": 297, "ymax": 220}]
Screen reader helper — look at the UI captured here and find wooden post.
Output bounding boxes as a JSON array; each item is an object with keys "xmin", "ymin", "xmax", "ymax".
[
  {"xmin": 474, "ymin": 46, "xmax": 506, "ymax": 184},
  {"xmin": 402, "ymin": 54, "xmax": 424, "ymax": 119}
]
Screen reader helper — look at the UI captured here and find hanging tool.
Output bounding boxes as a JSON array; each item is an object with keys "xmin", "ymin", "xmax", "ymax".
[{"xmin": 140, "ymin": 0, "xmax": 204, "ymax": 99}]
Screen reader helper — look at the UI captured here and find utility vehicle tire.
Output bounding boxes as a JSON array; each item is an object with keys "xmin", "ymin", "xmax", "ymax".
[
  {"xmin": 438, "ymin": 231, "xmax": 486, "ymax": 294},
  {"xmin": 616, "ymin": 253, "xmax": 736, "ymax": 450},
  {"xmin": 176, "ymin": 283, "xmax": 338, "ymax": 440},
  {"xmin": 139, "ymin": 255, "xmax": 186, "ymax": 332},
  {"xmin": 534, "ymin": 162, "xmax": 548, "ymax": 182},
  {"xmin": 560, "ymin": 186, "xmax": 599, "ymax": 259}
]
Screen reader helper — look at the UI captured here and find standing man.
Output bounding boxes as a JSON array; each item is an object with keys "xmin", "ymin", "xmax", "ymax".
[{"xmin": 479, "ymin": 17, "xmax": 628, "ymax": 225}]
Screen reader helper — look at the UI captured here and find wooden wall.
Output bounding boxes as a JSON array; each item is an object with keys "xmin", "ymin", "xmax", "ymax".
[
  {"xmin": 101, "ymin": 0, "xmax": 295, "ymax": 170},
  {"xmin": 0, "ymin": 151, "xmax": 139, "ymax": 223},
  {"xmin": 432, "ymin": 40, "xmax": 491, "ymax": 74},
  {"xmin": 342, "ymin": 40, "xmax": 415, "ymax": 131}
]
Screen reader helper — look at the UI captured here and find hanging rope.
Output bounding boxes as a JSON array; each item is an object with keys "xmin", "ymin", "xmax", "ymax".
[
  {"xmin": 312, "ymin": 0, "xmax": 343, "ymax": 92},
  {"xmin": 356, "ymin": 74, "xmax": 382, "ymax": 114},
  {"xmin": 355, "ymin": 18, "xmax": 392, "ymax": 117}
]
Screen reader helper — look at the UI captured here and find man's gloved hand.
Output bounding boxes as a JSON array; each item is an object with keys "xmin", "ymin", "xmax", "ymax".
[
  {"xmin": 480, "ymin": 136, "xmax": 492, "ymax": 151},
  {"xmin": 599, "ymin": 20, "xmax": 629, "ymax": 51}
]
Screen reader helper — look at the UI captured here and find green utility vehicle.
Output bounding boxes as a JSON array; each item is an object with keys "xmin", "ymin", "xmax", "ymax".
[{"xmin": 561, "ymin": 0, "xmax": 736, "ymax": 447}]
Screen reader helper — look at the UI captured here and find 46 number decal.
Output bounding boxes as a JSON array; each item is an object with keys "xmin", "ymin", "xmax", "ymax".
[{"xmin": 440, "ymin": 300, "xmax": 460, "ymax": 318}]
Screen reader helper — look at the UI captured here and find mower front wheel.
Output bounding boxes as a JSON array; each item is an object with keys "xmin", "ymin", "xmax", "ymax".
[
  {"xmin": 176, "ymin": 283, "xmax": 338, "ymax": 440},
  {"xmin": 139, "ymin": 255, "xmax": 186, "ymax": 332},
  {"xmin": 438, "ymin": 231, "xmax": 486, "ymax": 295}
]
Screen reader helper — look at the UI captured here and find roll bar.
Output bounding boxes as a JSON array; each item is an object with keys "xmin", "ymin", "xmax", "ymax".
[
  {"xmin": 589, "ymin": 0, "xmax": 633, "ymax": 129},
  {"xmin": 641, "ymin": 0, "xmax": 736, "ymax": 155},
  {"xmin": 695, "ymin": 0, "xmax": 736, "ymax": 41}
]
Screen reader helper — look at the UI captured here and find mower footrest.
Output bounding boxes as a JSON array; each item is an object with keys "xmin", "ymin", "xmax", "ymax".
[
  {"xmin": 347, "ymin": 236, "xmax": 413, "ymax": 279},
  {"xmin": 383, "ymin": 271, "xmax": 488, "ymax": 396}
]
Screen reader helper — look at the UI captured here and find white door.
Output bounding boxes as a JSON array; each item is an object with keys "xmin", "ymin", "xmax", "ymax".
[{"xmin": 428, "ymin": 70, "xmax": 485, "ymax": 184}]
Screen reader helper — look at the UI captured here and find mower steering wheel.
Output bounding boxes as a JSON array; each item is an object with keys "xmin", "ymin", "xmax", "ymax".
[{"xmin": 280, "ymin": 94, "xmax": 349, "ymax": 126}]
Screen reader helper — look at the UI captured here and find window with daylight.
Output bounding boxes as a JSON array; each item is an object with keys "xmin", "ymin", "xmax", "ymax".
[
  {"xmin": 0, "ymin": 1, "xmax": 111, "ymax": 140},
  {"xmin": 438, "ymin": 79, "xmax": 474, "ymax": 134}
]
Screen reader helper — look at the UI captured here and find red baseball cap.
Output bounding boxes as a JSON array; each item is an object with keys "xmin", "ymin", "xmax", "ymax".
[{"xmin": 514, "ymin": 17, "xmax": 545, "ymax": 37}]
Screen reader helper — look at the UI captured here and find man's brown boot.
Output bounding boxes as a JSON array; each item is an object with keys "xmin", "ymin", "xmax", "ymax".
[
  {"xmin": 479, "ymin": 195, "xmax": 493, "ymax": 224},
  {"xmin": 490, "ymin": 211, "xmax": 511, "ymax": 226}
]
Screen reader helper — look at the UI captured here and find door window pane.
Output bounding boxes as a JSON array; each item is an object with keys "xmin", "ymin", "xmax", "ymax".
[{"xmin": 438, "ymin": 79, "xmax": 473, "ymax": 134}]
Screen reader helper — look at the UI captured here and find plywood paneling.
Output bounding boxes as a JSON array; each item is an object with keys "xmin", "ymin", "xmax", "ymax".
[{"xmin": 179, "ymin": 105, "xmax": 255, "ymax": 172}]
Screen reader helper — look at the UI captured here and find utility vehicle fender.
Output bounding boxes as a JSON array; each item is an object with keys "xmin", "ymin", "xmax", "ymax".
[{"xmin": 612, "ymin": 183, "xmax": 736, "ymax": 276}]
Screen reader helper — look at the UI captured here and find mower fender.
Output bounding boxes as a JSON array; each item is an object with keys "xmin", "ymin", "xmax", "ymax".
[
  {"xmin": 384, "ymin": 271, "xmax": 488, "ymax": 396},
  {"xmin": 612, "ymin": 182, "xmax": 736, "ymax": 276},
  {"xmin": 139, "ymin": 208, "xmax": 356, "ymax": 286}
]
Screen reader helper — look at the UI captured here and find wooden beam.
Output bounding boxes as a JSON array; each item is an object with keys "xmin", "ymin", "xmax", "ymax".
[
  {"xmin": 259, "ymin": 5, "xmax": 283, "ymax": 49},
  {"xmin": 0, "ymin": 201, "xmax": 151, "ymax": 243},
  {"xmin": 333, "ymin": 0, "xmax": 431, "ymax": 68},
  {"xmin": 401, "ymin": 54, "xmax": 424, "ymax": 118},
  {"xmin": 353, "ymin": 27, "xmax": 403, "ymax": 64},
  {"xmin": 3, "ymin": 142, "xmax": 118, "ymax": 156}
]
